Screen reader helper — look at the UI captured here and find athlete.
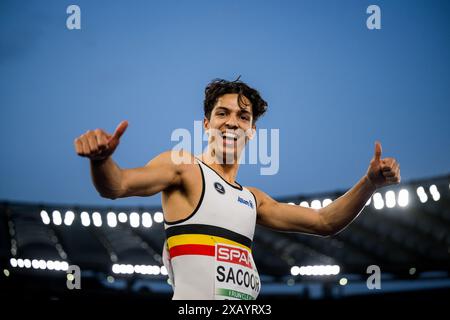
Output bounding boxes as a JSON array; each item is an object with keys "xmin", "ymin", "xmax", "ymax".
[{"xmin": 74, "ymin": 78, "xmax": 401, "ymax": 300}]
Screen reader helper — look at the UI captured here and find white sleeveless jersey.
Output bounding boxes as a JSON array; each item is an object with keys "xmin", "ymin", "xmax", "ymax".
[{"xmin": 162, "ymin": 158, "xmax": 260, "ymax": 300}]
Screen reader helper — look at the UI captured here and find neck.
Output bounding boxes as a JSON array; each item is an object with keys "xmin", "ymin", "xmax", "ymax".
[{"xmin": 199, "ymin": 148, "xmax": 241, "ymax": 186}]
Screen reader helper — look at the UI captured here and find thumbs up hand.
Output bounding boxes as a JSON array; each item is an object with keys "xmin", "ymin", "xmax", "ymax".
[
  {"xmin": 74, "ymin": 121, "xmax": 128, "ymax": 161},
  {"xmin": 366, "ymin": 141, "xmax": 401, "ymax": 189}
]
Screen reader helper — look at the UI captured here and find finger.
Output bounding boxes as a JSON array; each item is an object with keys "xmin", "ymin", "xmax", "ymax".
[
  {"xmin": 111, "ymin": 120, "xmax": 128, "ymax": 141},
  {"xmin": 95, "ymin": 130, "xmax": 109, "ymax": 150},
  {"xmin": 386, "ymin": 176, "xmax": 399, "ymax": 184},
  {"xmin": 374, "ymin": 141, "xmax": 382, "ymax": 162},
  {"xmin": 382, "ymin": 170, "xmax": 396, "ymax": 177},
  {"xmin": 80, "ymin": 137, "xmax": 90, "ymax": 155},
  {"xmin": 382, "ymin": 159, "xmax": 396, "ymax": 171},
  {"xmin": 383, "ymin": 162, "xmax": 398, "ymax": 173},
  {"xmin": 86, "ymin": 132, "xmax": 99, "ymax": 153},
  {"xmin": 74, "ymin": 138, "xmax": 83, "ymax": 155},
  {"xmin": 393, "ymin": 162, "xmax": 399, "ymax": 173},
  {"xmin": 394, "ymin": 167, "xmax": 400, "ymax": 180}
]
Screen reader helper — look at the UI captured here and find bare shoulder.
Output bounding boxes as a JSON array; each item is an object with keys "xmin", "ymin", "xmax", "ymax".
[
  {"xmin": 244, "ymin": 186, "xmax": 275, "ymax": 210},
  {"xmin": 119, "ymin": 150, "xmax": 199, "ymax": 197},
  {"xmin": 145, "ymin": 150, "xmax": 197, "ymax": 173}
]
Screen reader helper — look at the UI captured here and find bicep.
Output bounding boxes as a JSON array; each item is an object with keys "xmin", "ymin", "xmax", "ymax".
[
  {"xmin": 252, "ymin": 188, "xmax": 327, "ymax": 235},
  {"xmin": 120, "ymin": 151, "xmax": 185, "ymax": 197}
]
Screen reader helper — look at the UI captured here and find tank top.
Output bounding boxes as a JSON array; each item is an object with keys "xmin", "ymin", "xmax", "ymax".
[{"xmin": 162, "ymin": 158, "xmax": 260, "ymax": 300}]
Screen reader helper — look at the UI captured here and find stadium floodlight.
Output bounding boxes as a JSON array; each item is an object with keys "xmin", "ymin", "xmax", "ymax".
[
  {"xmin": 373, "ymin": 192, "xmax": 384, "ymax": 210},
  {"xmin": 142, "ymin": 265, "xmax": 150, "ymax": 274},
  {"xmin": 134, "ymin": 265, "xmax": 142, "ymax": 274},
  {"xmin": 290, "ymin": 266, "xmax": 300, "ymax": 276},
  {"xmin": 110, "ymin": 264, "xmax": 166, "ymax": 275},
  {"xmin": 46, "ymin": 260, "xmax": 55, "ymax": 270},
  {"xmin": 429, "ymin": 185, "xmax": 440, "ymax": 201},
  {"xmin": 17, "ymin": 259, "xmax": 24, "ymax": 268},
  {"xmin": 150, "ymin": 266, "xmax": 156, "ymax": 275},
  {"xmin": 112, "ymin": 264, "xmax": 120, "ymax": 274},
  {"xmin": 126, "ymin": 264, "xmax": 134, "ymax": 274},
  {"xmin": 398, "ymin": 189, "xmax": 409, "ymax": 207},
  {"xmin": 10, "ymin": 258, "xmax": 17, "ymax": 268},
  {"xmin": 92, "ymin": 212, "xmax": 102, "ymax": 227},
  {"xmin": 130, "ymin": 212, "xmax": 140, "ymax": 228},
  {"xmin": 339, "ymin": 278, "xmax": 348, "ymax": 286},
  {"xmin": 107, "ymin": 212, "xmax": 117, "ymax": 228},
  {"xmin": 139, "ymin": 266, "xmax": 147, "ymax": 275},
  {"xmin": 53, "ymin": 261, "xmax": 62, "ymax": 271},
  {"xmin": 24, "ymin": 259, "xmax": 31, "ymax": 268},
  {"xmin": 52, "ymin": 210, "xmax": 62, "ymax": 226},
  {"xmin": 160, "ymin": 266, "xmax": 168, "ymax": 276},
  {"xmin": 81, "ymin": 211, "xmax": 91, "ymax": 227},
  {"xmin": 32, "ymin": 259, "xmax": 39, "ymax": 269},
  {"xmin": 154, "ymin": 211, "xmax": 164, "ymax": 223},
  {"xmin": 64, "ymin": 211, "xmax": 75, "ymax": 226},
  {"xmin": 38, "ymin": 260, "xmax": 46, "ymax": 270},
  {"xmin": 141, "ymin": 212, "xmax": 152, "ymax": 228},
  {"xmin": 40, "ymin": 210, "xmax": 50, "ymax": 225},
  {"xmin": 385, "ymin": 190, "xmax": 396, "ymax": 208},
  {"xmin": 311, "ymin": 200, "xmax": 322, "ymax": 209},
  {"xmin": 153, "ymin": 265, "xmax": 161, "ymax": 275},
  {"xmin": 299, "ymin": 201, "xmax": 309, "ymax": 208},
  {"xmin": 416, "ymin": 186, "xmax": 428, "ymax": 203},
  {"xmin": 118, "ymin": 212, "xmax": 128, "ymax": 223},
  {"xmin": 322, "ymin": 199, "xmax": 332, "ymax": 207},
  {"xmin": 298, "ymin": 265, "xmax": 340, "ymax": 276}
]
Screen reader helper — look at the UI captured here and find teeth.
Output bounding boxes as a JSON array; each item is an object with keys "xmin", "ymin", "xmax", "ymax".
[{"xmin": 222, "ymin": 132, "xmax": 238, "ymax": 140}]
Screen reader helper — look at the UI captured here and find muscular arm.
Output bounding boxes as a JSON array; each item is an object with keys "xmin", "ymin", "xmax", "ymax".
[
  {"xmin": 75, "ymin": 121, "xmax": 193, "ymax": 200},
  {"xmin": 248, "ymin": 176, "xmax": 375, "ymax": 236},
  {"xmin": 91, "ymin": 151, "xmax": 189, "ymax": 199},
  {"xmin": 249, "ymin": 142, "xmax": 400, "ymax": 236}
]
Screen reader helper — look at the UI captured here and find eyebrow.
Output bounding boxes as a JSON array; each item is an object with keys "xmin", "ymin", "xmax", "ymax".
[
  {"xmin": 215, "ymin": 106, "xmax": 229, "ymax": 111},
  {"xmin": 216, "ymin": 106, "xmax": 252, "ymax": 114}
]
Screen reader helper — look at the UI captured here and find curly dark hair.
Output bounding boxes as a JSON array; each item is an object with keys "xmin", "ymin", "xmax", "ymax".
[{"xmin": 203, "ymin": 76, "xmax": 268, "ymax": 124}]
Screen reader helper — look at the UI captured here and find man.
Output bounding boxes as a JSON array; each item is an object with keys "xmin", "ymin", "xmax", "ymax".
[{"xmin": 74, "ymin": 78, "xmax": 401, "ymax": 300}]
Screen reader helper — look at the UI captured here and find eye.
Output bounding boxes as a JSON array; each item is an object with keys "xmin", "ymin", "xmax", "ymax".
[{"xmin": 241, "ymin": 115, "xmax": 250, "ymax": 121}]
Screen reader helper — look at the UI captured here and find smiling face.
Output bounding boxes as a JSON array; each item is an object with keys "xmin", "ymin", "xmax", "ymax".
[{"xmin": 204, "ymin": 93, "xmax": 256, "ymax": 164}]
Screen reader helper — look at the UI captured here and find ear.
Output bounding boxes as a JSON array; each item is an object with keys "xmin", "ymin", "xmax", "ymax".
[{"xmin": 203, "ymin": 117, "xmax": 210, "ymax": 133}]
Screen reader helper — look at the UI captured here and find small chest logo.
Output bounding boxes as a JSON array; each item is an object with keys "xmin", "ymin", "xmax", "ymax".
[
  {"xmin": 214, "ymin": 182, "xmax": 225, "ymax": 194},
  {"xmin": 238, "ymin": 196, "xmax": 254, "ymax": 209}
]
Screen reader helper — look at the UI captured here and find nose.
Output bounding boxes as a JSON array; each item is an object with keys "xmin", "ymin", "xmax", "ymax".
[{"xmin": 225, "ymin": 114, "xmax": 239, "ymax": 129}]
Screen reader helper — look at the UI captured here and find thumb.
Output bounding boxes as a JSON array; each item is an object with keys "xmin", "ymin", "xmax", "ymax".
[
  {"xmin": 374, "ymin": 141, "xmax": 382, "ymax": 161},
  {"xmin": 110, "ymin": 120, "xmax": 128, "ymax": 141}
]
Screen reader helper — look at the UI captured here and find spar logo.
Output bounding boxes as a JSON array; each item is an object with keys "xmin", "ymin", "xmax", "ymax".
[{"xmin": 216, "ymin": 244, "xmax": 252, "ymax": 269}]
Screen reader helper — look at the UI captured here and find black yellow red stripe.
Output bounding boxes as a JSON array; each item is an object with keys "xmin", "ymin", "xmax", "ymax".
[{"xmin": 165, "ymin": 224, "xmax": 252, "ymax": 258}]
